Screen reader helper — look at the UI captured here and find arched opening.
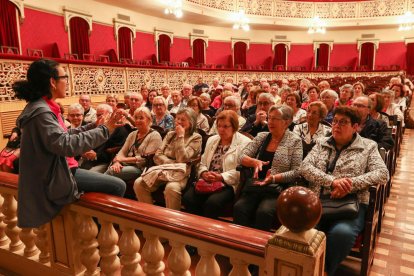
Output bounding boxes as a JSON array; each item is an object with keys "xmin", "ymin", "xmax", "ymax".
[
  {"xmin": 316, "ymin": 43, "xmax": 329, "ymax": 70},
  {"xmin": 233, "ymin": 41, "xmax": 247, "ymax": 69},
  {"xmin": 360, "ymin": 42, "xmax": 375, "ymax": 70},
  {"xmin": 118, "ymin": 27, "xmax": 133, "ymax": 60},
  {"xmin": 193, "ymin": 39, "xmax": 205, "ymax": 65},
  {"xmin": 0, "ymin": 0, "xmax": 20, "ymax": 52},
  {"xmin": 158, "ymin": 34, "xmax": 171, "ymax": 63},
  {"xmin": 69, "ymin": 17, "xmax": 90, "ymax": 59},
  {"xmin": 273, "ymin": 43, "xmax": 287, "ymax": 70}
]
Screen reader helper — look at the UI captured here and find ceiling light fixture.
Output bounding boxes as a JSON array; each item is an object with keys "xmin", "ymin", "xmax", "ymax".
[
  {"xmin": 308, "ymin": 16, "xmax": 326, "ymax": 34},
  {"xmin": 398, "ymin": 11, "xmax": 414, "ymax": 31},
  {"xmin": 163, "ymin": 0, "xmax": 183, "ymax": 18},
  {"xmin": 232, "ymin": 10, "xmax": 250, "ymax": 31}
]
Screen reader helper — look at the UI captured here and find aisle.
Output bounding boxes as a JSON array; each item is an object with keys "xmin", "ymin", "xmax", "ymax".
[{"xmin": 370, "ymin": 128, "xmax": 414, "ymax": 275}]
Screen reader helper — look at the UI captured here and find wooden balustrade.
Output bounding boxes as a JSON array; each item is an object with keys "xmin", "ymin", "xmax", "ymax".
[{"xmin": 0, "ymin": 172, "xmax": 326, "ymax": 275}]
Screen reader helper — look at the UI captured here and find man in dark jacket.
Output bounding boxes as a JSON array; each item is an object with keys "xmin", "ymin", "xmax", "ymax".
[
  {"xmin": 353, "ymin": 96, "xmax": 394, "ymax": 150},
  {"xmin": 240, "ymin": 93, "xmax": 274, "ymax": 137}
]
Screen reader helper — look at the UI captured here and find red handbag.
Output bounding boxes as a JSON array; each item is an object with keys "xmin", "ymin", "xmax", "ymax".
[{"xmin": 194, "ymin": 179, "xmax": 225, "ymax": 194}]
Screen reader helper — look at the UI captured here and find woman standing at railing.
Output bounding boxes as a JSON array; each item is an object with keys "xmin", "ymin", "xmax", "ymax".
[{"xmin": 14, "ymin": 58, "xmax": 126, "ymax": 228}]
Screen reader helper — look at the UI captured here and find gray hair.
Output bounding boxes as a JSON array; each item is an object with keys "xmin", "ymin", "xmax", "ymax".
[
  {"xmin": 381, "ymin": 88, "xmax": 395, "ymax": 100},
  {"xmin": 68, "ymin": 103, "xmax": 84, "ymax": 114},
  {"xmin": 106, "ymin": 94, "xmax": 118, "ymax": 101},
  {"xmin": 161, "ymin": 84, "xmax": 170, "ymax": 89},
  {"xmin": 279, "ymin": 86, "xmax": 292, "ymax": 96},
  {"xmin": 177, "ymin": 107, "xmax": 198, "ymax": 135},
  {"xmin": 354, "ymin": 95, "xmax": 373, "ymax": 109},
  {"xmin": 320, "ymin": 89, "xmax": 338, "ymax": 100},
  {"xmin": 224, "ymin": 95, "xmax": 241, "ymax": 109},
  {"xmin": 130, "ymin": 92, "xmax": 143, "ymax": 101},
  {"xmin": 200, "ymin": 92, "xmax": 211, "ymax": 101},
  {"xmin": 258, "ymin": 92, "xmax": 275, "ymax": 103},
  {"xmin": 96, "ymin": 103, "xmax": 113, "ymax": 113},
  {"xmin": 153, "ymin": 96, "xmax": 168, "ymax": 108},
  {"xmin": 183, "ymin": 83, "xmax": 192, "ymax": 89},
  {"xmin": 340, "ymin": 84, "xmax": 354, "ymax": 93},
  {"xmin": 300, "ymin": 79, "xmax": 311, "ymax": 86},
  {"xmin": 269, "ymin": 105, "xmax": 293, "ymax": 122},
  {"xmin": 134, "ymin": 106, "xmax": 152, "ymax": 121},
  {"xmin": 124, "ymin": 92, "xmax": 131, "ymax": 99}
]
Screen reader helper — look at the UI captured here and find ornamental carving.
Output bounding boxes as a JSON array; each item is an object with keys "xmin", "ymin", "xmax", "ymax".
[
  {"xmin": 239, "ymin": 0, "xmax": 272, "ymax": 17},
  {"xmin": 0, "ymin": 58, "xmax": 402, "ymax": 102},
  {"xmin": 203, "ymin": 0, "xmax": 235, "ymax": 12}
]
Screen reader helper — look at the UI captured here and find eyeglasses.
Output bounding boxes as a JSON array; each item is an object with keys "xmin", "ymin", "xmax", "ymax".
[
  {"xmin": 257, "ymin": 101, "xmax": 271, "ymax": 106},
  {"xmin": 130, "ymin": 98, "xmax": 140, "ymax": 102},
  {"xmin": 332, "ymin": 119, "xmax": 351, "ymax": 126},
  {"xmin": 68, "ymin": 113, "xmax": 83, "ymax": 117},
  {"xmin": 321, "ymin": 96, "xmax": 332, "ymax": 100},
  {"xmin": 153, "ymin": 103, "xmax": 165, "ymax": 107},
  {"xmin": 55, "ymin": 75, "xmax": 69, "ymax": 81},
  {"xmin": 268, "ymin": 116, "xmax": 283, "ymax": 121},
  {"xmin": 352, "ymin": 103, "xmax": 369, "ymax": 108}
]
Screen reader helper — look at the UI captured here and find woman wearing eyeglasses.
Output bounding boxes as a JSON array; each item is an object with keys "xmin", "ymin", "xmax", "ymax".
[
  {"xmin": 187, "ymin": 97, "xmax": 210, "ymax": 133},
  {"xmin": 152, "ymin": 96, "xmax": 174, "ymax": 132},
  {"xmin": 14, "ymin": 59, "xmax": 126, "ymax": 228},
  {"xmin": 300, "ymin": 106, "xmax": 388, "ymax": 276}
]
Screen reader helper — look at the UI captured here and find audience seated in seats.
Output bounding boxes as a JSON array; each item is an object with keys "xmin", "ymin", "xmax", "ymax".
[
  {"xmin": 209, "ymin": 96, "xmax": 245, "ymax": 135},
  {"xmin": 106, "ymin": 94, "xmax": 118, "ymax": 111},
  {"xmin": 241, "ymin": 87, "xmax": 258, "ymax": 116},
  {"xmin": 208, "ymin": 78, "xmax": 220, "ymax": 94},
  {"xmin": 321, "ymin": 89, "xmax": 338, "ymax": 124},
  {"xmin": 234, "ymin": 105, "xmax": 302, "ymax": 231},
  {"xmin": 246, "ymin": 89, "xmax": 268, "ymax": 118},
  {"xmin": 238, "ymin": 77, "xmax": 251, "ymax": 101},
  {"xmin": 381, "ymin": 89, "xmax": 404, "ymax": 125},
  {"xmin": 199, "ymin": 93, "xmax": 216, "ymax": 118},
  {"xmin": 293, "ymin": 101, "xmax": 331, "ymax": 158},
  {"xmin": 301, "ymin": 86, "xmax": 320, "ymax": 110},
  {"xmin": 106, "ymin": 107, "xmax": 162, "ymax": 186},
  {"xmin": 0, "ymin": 127, "xmax": 20, "ymax": 173},
  {"xmin": 390, "ymin": 83, "xmax": 407, "ymax": 112},
  {"xmin": 298, "ymin": 79, "xmax": 311, "ymax": 103},
  {"xmin": 240, "ymin": 93, "xmax": 275, "ymax": 137},
  {"xmin": 67, "ymin": 103, "xmax": 86, "ymax": 129},
  {"xmin": 134, "ymin": 108, "xmax": 202, "ymax": 210},
  {"xmin": 369, "ymin": 93, "xmax": 390, "ymax": 126},
  {"xmin": 193, "ymin": 76, "xmax": 209, "ymax": 96},
  {"xmin": 14, "ymin": 59, "xmax": 126, "ymax": 228},
  {"xmin": 79, "ymin": 94, "xmax": 97, "ymax": 124},
  {"xmin": 300, "ymin": 106, "xmax": 389, "ymax": 276},
  {"xmin": 270, "ymin": 84, "xmax": 281, "ymax": 105},
  {"xmin": 352, "ymin": 82, "xmax": 365, "ymax": 100},
  {"xmin": 168, "ymin": 90, "xmax": 186, "ymax": 115},
  {"xmin": 286, "ymin": 92, "xmax": 307, "ymax": 124},
  {"xmin": 152, "ymin": 96, "xmax": 175, "ymax": 132},
  {"xmin": 261, "ymin": 82, "xmax": 271, "ymax": 94},
  {"xmin": 56, "ymin": 102, "xmax": 71, "ymax": 128},
  {"xmin": 183, "ymin": 110, "xmax": 251, "ymax": 218},
  {"xmin": 161, "ymin": 84, "xmax": 173, "ymax": 106},
  {"xmin": 335, "ymin": 84, "xmax": 354, "ymax": 107},
  {"xmin": 210, "ymin": 86, "xmax": 228, "ymax": 110},
  {"xmin": 279, "ymin": 86, "xmax": 291, "ymax": 106},
  {"xmin": 353, "ymin": 96, "xmax": 394, "ymax": 151},
  {"xmin": 210, "ymin": 85, "xmax": 223, "ymax": 103},
  {"xmin": 145, "ymin": 89, "xmax": 158, "ymax": 110},
  {"xmin": 212, "ymin": 90, "xmax": 234, "ymax": 116},
  {"xmin": 182, "ymin": 83, "xmax": 193, "ymax": 105},
  {"xmin": 140, "ymin": 85, "xmax": 149, "ymax": 106},
  {"xmin": 123, "ymin": 92, "xmax": 131, "ymax": 109},
  {"xmin": 318, "ymin": 80, "xmax": 331, "ymax": 92},
  {"xmin": 187, "ymin": 97, "xmax": 210, "ymax": 133},
  {"xmin": 80, "ymin": 104, "xmax": 132, "ymax": 172}
]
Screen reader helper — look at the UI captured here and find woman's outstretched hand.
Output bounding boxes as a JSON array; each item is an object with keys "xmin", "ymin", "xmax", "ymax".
[{"xmin": 97, "ymin": 110, "xmax": 124, "ymax": 134}]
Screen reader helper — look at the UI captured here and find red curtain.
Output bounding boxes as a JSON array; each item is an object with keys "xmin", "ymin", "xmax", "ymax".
[
  {"xmin": 69, "ymin": 17, "xmax": 90, "ymax": 59},
  {"xmin": 234, "ymin": 42, "xmax": 247, "ymax": 68},
  {"xmin": 406, "ymin": 43, "xmax": 414, "ymax": 75},
  {"xmin": 193, "ymin": 39, "xmax": 205, "ymax": 65},
  {"xmin": 118, "ymin": 27, "xmax": 132, "ymax": 59},
  {"xmin": 317, "ymin": 43, "xmax": 329, "ymax": 69},
  {"xmin": 360, "ymin": 42, "xmax": 375, "ymax": 70},
  {"xmin": 158, "ymin": 34, "xmax": 171, "ymax": 63},
  {"xmin": 0, "ymin": 0, "xmax": 19, "ymax": 49},
  {"xmin": 273, "ymin": 44, "xmax": 287, "ymax": 68}
]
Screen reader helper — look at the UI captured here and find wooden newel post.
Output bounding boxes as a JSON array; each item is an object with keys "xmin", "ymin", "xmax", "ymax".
[{"xmin": 264, "ymin": 186, "xmax": 326, "ymax": 276}]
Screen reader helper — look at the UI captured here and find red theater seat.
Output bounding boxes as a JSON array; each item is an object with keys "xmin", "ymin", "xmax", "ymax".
[
  {"xmin": 1, "ymin": 46, "xmax": 19, "ymax": 55},
  {"xmin": 64, "ymin": 53, "xmax": 78, "ymax": 60},
  {"xmin": 27, "ymin": 48, "xmax": 43, "ymax": 58}
]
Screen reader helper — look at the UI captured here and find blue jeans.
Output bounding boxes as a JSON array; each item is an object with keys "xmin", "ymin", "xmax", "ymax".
[
  {"xmin": 105, "ymin": 165, "xmax": 142, "ymax": 182},
  {"xmin": 317, "ymin": 204, "xmax": 368, "ymax": 276},
  {"xmin": 74, "ymin": 168, "xmax": 126, "ymax": 197}
]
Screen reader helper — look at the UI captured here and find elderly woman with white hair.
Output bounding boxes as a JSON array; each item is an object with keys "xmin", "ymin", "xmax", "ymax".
[
  {"xmin": 67, "ymin": 103, "xmax": 85, "ymax": 129},
  {"xmin": 320, "ymin": 89, "xmax": 338, "ymax": 124},
  {"xmin": 199, "ymin": 92, "xmax": 216, "ymax": 118},
  {"xmin": 134, "ymin": 108, "xmax": 202, "ymax": 210},
  {"xmin": 381, "ymin": 88, "xmax": 404, "ymax": 124},
  {"xmin": 209, "ymin": 95, "xmax": 246, "ymax": 135},
  {"xmin": 152, "ymin": 96, "xmax": 174, "ymax": 132}
]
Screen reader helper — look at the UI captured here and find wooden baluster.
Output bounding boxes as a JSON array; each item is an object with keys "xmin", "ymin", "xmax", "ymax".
[
  {"xmin": 97, "ymin": 220, "xmax": 120, "ymax": 275},
  {"xmin": 167, "ymin": 240, "xmax": 191, "ymax": 276},
  {"xmin": 35, "ymin": 224, "xmax": 50, "ymax": 263},
  {"xmin": 78, "ymin": 214, "xmax": 100, "ymax": 276},
  {"xmin": 195, "ymin": 249, "xmax": 220, "ymax": 276},
  {"xmin": 0, "ymin": 194, "xmax": 9, "ymax": 246},
  {"xmin": 20, "ymin": 228, "xmax": 39, "ymax": 257},
  {"xmin": 141, "ymin": 233, "xmax": 165, "ymax": 276},
  {"xmin": 2, "ymin": 194, "xmax": 23, "ymax": 252},
  {"xmin": 229, "ymin": 258, "xmax": 250, "ymax": 276},
  {"xmin": 119, "ymin": 226, "xmax": 144, "ymax": 275}
]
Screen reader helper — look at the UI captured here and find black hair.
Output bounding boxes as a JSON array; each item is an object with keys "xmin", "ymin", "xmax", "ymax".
[{"xmin": 13, "ymin": 58, "xmax": 60, "ymax": 102}]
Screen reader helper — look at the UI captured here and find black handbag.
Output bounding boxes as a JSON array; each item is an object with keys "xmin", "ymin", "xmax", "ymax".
[{"xmin": 320, "ymin": 193, "xmax": 359, "ymax": 221}]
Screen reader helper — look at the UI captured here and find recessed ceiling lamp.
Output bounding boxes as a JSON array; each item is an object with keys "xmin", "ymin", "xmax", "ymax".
[
  {"xmin": 398, "ymin": 11, "xmax": 414, "ymax": 31},
  {"xmin": 232, "ymin": 10, "xmax": 250, "ymax": 31},
  {"xmin": 308, "ymin": 16, "xmax": 326, "ymax": 34},
  {"xmin": 162, "ymin": 0, "xmax": 183, "ymax": 18}
]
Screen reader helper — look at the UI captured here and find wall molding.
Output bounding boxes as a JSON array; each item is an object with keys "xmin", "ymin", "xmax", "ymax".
[
  {"xmin": 63, "ymin": 6, "xmax": 93, "ymax": 35},
  {"xmin": 271, "ymin": 40, "xmax": 291, "ymax": 52},
  {"xmin": 357, "ymin": 39, "xmax": 380, "ymax": 51},
  {"xmin": 313, "ymin": 41, "xmax": 334, "ymax": 52},
  {"xmin": 9, "ymin": 0, "xmax": 25, "ymax": 23},
  {"xmin": 155, "ymin": 29, "xmax": 174, "ymax": 45},
  {"xmin": 113, "ymin": 19, "xmax": 136, "ymax": 41},
  {"xmin": 190, "ymin": 34, "xmax": 209, "ymax": 48},
  {"xmin": 231, "ymin": 38, "xmax": 250, "ymax": 50}
]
